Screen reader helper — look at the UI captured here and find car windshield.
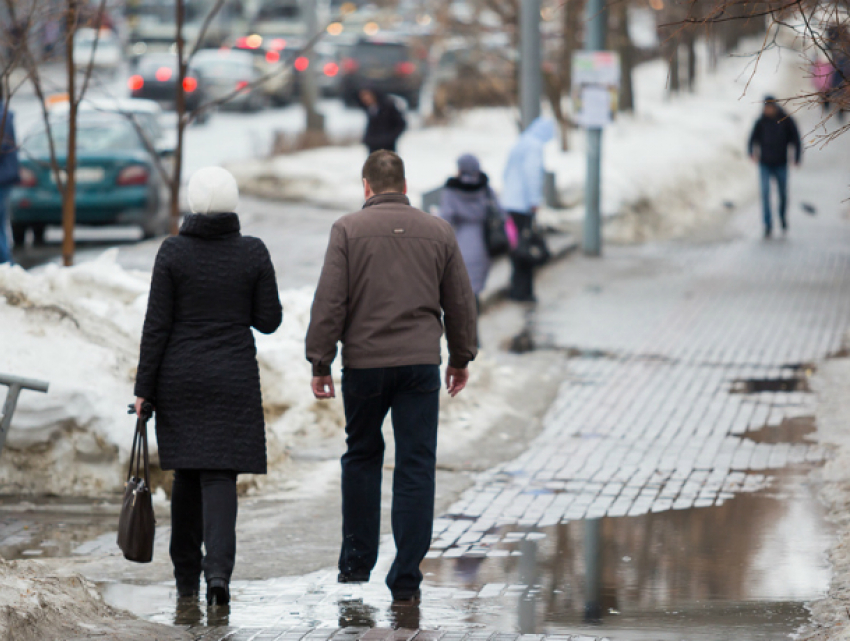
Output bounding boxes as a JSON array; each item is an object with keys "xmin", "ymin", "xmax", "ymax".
[
  {"xmin": 256, "ymin": 2, "xmax": 300, "ymax": 20},
  {"xmin": 352, "ymin": 43, "xmax": 409, "ymax": 66},
  {"xmin": 139, "ymin": 55, "xmax": 177, "ymax": 74},
  {"xmin": 25, "ymin": 121, "xmax": 142, "ymax": 155},
  {"xmin": 192, "ymin": 58, "xmax": 252, "ymax": 79}
]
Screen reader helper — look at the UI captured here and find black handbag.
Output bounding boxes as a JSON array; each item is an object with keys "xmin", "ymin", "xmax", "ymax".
[
  {"xmin": 512, "ymin": 226, "xmax": 551, "ymax": 268},
  {"xmin": 483, "ymin": 190, "xmax": 510, "ymax": 257},
  {"xmin": 117, "ymin": 403, "xmax": 156, "ymax": 564}
]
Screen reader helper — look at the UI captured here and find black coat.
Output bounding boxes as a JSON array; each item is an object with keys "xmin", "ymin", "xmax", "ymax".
[
  {"xmin": 135, "ymin": 213, "xmax": 282, "ymax": 474},
  {"xmin": 363, "ymin": 98, "xmax": 407, "ymax": 153},
  {"xmin": 748, "ymin": 110, "xmax": 802, "ymax": 167}
]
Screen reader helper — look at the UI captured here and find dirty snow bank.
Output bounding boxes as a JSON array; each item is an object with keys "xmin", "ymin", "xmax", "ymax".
[
  {"xmin": 0, "ymin": 558, "xmax": 189, "ymax": 641},
  {"xmin": 230, "ymin": 37, "xmax": 806, "ymax": 243},
  {"xmin": 0, "ymin": 252, "xmax": 503, "ymax": 495}
]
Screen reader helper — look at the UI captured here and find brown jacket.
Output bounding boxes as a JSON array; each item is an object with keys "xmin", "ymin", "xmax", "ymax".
[{"xmin": 306, "ymin": 193, "xmax": 478, "ymax": 376}]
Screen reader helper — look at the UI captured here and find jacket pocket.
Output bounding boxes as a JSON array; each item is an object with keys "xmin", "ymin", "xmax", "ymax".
[{"xmin": 342, "ymin": 368, "xmax": 385, "ymax": 399}]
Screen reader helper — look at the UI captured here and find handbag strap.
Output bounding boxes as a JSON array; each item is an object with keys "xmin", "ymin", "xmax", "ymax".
[{"xmin": 126, "ymin": 404, "xmax": 153, "ymax": 485}]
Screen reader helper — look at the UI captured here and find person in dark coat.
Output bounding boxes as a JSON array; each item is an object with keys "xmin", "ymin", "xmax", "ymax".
[
  {"xmin": 134, "ymin": 166, "xmax": 282, "ymax": 607},
  {"xmin": 360, "ymin": 89, "xmax": 406, "ymax": 154},
  {"xmin": 748, "ymin": 96, "xmax": 802, "ymax": 237},
  {"xmin": 440, "ymin": 154, "xmax": 498, "ymax": 306},
  {"xmin": 0, "ymin": 85, "xmax": 20, "ymax": 264}
]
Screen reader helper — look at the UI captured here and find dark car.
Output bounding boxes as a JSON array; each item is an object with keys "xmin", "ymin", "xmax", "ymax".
[
  {"xmin": 128, "ymin": 52, "xmax": 209, "ymax": 122},
  {"xmin": 340, "ymin": 39, "xmax": 424, "ymax": 110},
  {"xmin": 11, "ymin": 114, "xmax": 171, "ymax": 244}
]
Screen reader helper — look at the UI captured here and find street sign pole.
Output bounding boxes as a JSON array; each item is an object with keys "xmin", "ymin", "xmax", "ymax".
[
  {"xmin": 583, "ymin": 0, "xmax": 608, "ymax": 256},
  {"xmin": 519, "ymin": 0, "xmax": 542, "ymax": 130}
]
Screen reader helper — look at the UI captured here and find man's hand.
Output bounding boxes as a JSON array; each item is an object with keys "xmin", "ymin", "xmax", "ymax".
[
  {"xmin": 445, "ymin": 367, "xmax": 469, "ymax": 398},
  {"xmin": 312, "ymin": 376, "xmax": 336, "ymax": 400}
]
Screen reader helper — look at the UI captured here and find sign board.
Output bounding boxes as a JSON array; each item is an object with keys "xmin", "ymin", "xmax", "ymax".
[{"xmin": 572, "ymin": 51, "xmax": 621, "ymax": 128}]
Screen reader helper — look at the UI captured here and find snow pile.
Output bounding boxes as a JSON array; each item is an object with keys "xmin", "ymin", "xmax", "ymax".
[
  {"xmin": 0, "ymin": 253, "xmax": 502, "ymax": 495},
  {"xmin": 230, "ymin": 38, "xmax": 806, "ymax": 242}
]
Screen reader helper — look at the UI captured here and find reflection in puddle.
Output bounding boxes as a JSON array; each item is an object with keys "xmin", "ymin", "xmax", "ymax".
[{"xmin": 422, "ymin": 471, "xmax": 831, "ymax": 639}]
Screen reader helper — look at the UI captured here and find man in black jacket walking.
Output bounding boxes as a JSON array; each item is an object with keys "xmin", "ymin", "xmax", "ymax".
[
  {"xmin": 748, "ymin": 96, "xmax": 802, "ymax": 237},
  {"xmin": 360, "ymin": 89, "xmax": 407, "ymax": 154}
]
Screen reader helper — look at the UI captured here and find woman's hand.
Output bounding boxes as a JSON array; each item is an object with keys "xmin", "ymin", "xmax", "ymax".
[{"xmin": 134, "ymin": 397, "xmax": 146, "ymax": 417}]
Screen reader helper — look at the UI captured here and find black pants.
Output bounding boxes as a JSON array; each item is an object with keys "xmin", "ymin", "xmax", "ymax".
[
  {"xmin": 170, "ymin": 469, "xmax": 238, "ymax": 591},
  {"xmin": 339, "ymin": 365, "xmax": 440, "ymax": 597},
  {"xmin": 509, "ymin": 211, "xmax": 535, "ymax": 301}
]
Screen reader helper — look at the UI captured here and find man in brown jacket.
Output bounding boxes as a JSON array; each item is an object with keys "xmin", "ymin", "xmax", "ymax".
[{"xmin": 306, "ymin": 150, "xmax": 478, "ymax": 602}]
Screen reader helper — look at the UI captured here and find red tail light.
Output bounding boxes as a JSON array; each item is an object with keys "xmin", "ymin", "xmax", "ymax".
[
  {"xmin": 236, "ymin": 36, "xmax": 249, "ymax": 48},
  {"xmin": 117, "ymin": 165, "xmax": 149, "ymax": 186},
  {"xmin": 395, "ymin": 61, "xmax": 416, "ymax": 75},
  {"xmin": 19, "ymin": 167, "xmax": 37, "ymax": 187},
  {"xmin": 323, "ymin": 62, "xmax": 339, "ymax": 77},
  {"xmin": 155, "ymin": 67, "xmax": 173, "ymax": 82},
  {"xmin": 266, "ymin": 50, "xmax": 280, "ymax": 63},
  {"xmin": 342, "ymin": 57, "xmax": 358, "ymax": 73},
  {"xmin": 294, "ymin": 56, "xmax": 309, "ymax": 72},
  {"xmin": 183, "ymin": 77, "xmax": 198, "ymax": 92},
  {"xmin": 128, "ymin": 75, "xmax": 144, "ymax": 91}
]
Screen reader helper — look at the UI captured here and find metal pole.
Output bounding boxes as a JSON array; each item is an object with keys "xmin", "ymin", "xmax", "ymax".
[
  {"xmin": 583, "ymin": 0, "xmax": 608, "ymax": 256},
  {"xmin": 302, "ymin": 0, "xmax": 324, "ymax": 134},
  {"xmin": 0, "ymin": 374, "xmax": 49, "ymax": 456},
  {"xmin": 519, "ymin": 0, "xmax": 542, "ymax": 131}
]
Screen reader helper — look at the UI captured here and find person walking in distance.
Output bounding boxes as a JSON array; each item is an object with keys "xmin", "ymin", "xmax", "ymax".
[
  {"xmin": 359, "ymin": 88, "xmax": 407, "ymax": 154},
  {"xmin": 134, "ymin": 167, "xmax": 282, "ymax": 607},
  {"xmin": 500, "ymin": 117, "xmax": 554, "ymax": 302},
  {"xmin": 440, "ymin": 153, "xmax": 500, "ymax": 317},
  {"xmin": 306, "ymin": 150, "xmax": 477, "ymax": 602},
  {"xmin": 748, "ymin": 96, "xmax": 802, "ymax": 238},
  {"xmin": 0, "ymin": 86, "xmax": 20, "ymax": 264}
]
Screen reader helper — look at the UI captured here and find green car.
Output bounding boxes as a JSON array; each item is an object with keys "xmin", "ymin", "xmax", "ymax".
[{"xmin": 11, "ymin": 112, "xmax": 171, "ymax": 246}]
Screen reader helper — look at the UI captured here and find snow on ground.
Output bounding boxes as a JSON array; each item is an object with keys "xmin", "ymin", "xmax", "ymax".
[
  {"xmin": 0, "ymin": 252, "xmax": 505, "ymax": 495},
  {"xmin": 230, "ymin": 36, "xmax": 808, "ymax": 243}
]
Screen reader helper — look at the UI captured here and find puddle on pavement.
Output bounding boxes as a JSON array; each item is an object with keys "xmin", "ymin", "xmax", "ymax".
[
  {"xmin": 421, "ymin": 469, "xmax": 831, "ymax": 639},
  {"xmin": 0, "ymin": 495, "xmax": 119, "ymax": 559},
  {"xmin": 92, "ymin": 468, "xmax": 832, "ymax": 639},
  {"xmin": 744, "ymin": 415, "xmax": 817, "ymax": 445}
]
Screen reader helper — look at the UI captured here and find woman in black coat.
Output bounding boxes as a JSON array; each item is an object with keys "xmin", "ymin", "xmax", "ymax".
[{"xmin": 134, "ymin": 167, "xmax": 282, "ymax": 606}]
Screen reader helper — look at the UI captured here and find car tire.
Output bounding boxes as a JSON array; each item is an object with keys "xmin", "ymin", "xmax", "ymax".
[
  {"xmin": 32, "ymin": 224, "xmax": 46, "ymax": 246},
  {"xmin": 11, "ymin": 222, "xmax": 27, "ymax": 248},
  {"xmin": 406, "ymin": 92, "xmax": 420, "ymax": 111}
]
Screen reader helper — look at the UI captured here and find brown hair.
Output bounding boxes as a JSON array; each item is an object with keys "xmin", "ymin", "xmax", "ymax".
[{"xmin": 362, "ymin": 150, "xmax": 405, "ymax": 194}]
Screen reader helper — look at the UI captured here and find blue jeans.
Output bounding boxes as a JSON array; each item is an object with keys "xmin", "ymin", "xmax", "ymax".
[
  {"xmin": 339, "ymin": 365, "xmax": 440, "ymax": 598},
  {"xmin": 759, "ymin": 164, "xmax": 788, "ymax": 232},
  {"xmin": 0, "ymin": 186, "xmax": 12, "ymax": 264}
]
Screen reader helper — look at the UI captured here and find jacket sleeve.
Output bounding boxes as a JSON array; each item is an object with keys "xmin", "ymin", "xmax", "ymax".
[
  {"xmin": 748, "ymin": 121, "xmax": 760, "ymax": 158},
  {"xmin": 134, "ymin": 241, "xmax": 176, "ymax": 399},
  {"xmin": 441, "ymin": 236, "xmax": 478, "ymax": 369},
  {"xmin": 251, "ymin": 240, "xmax": 283, "ymax": 334},
  {"xmin": 788, "ymin": 117, "xmax": 802, "ymax": 164},
  {"xmin": 525, "ymin": 145, "xmax": 545, "ymax": 209},
  {"xmin": 439, "ymin": 188, "xmax": 458, "ymax": 225},
  {"xmin": 305, "ymin": 222, "xmax": 349, "ymax": 376}
]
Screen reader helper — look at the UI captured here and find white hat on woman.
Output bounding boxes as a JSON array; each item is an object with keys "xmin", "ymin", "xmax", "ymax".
[{"xmin": 187, "ymin": 166, "xmax": 239, "ymax": 215}]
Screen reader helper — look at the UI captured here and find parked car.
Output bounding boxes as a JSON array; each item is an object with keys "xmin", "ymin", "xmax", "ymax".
[
  {"xmin": 189, "ymin": 49, "xmax": 271, "ymax": 111},
  {"xmin": 11, "ymin": 114, "xmax": 172, "ymax": 246},
  {"xmin": 340, "ymin": 38, "xmax": 424, "ymax": 110},
  {"xmin": 128, "ymin": 52, "xmax": 209, "ymax": 122},
  {"xmin": 229, "ymin": 37, "xmax": 298, "ymax": 105},
  {"xmin": 73, "ymin": 28, "xmax": 122, "ymax": 73}
]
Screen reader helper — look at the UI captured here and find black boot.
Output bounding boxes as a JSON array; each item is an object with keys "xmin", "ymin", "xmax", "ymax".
[{"xmin": 206, "ymin": 578, "xmax": 230, "ymax": 606}]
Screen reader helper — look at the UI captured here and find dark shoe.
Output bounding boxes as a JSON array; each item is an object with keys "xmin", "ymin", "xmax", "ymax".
[
  {"xmin": 391, "ymin": 588, "xmax": 421, "ymax": 603},
  {"xmin": 176, "ymin": 581, "xmax": 200, "ymax": 599},
  {"xmin": 206, "ymin": 578, "xmax": 230, "ymax": 606},
  {"xmin": 764, "ymin": 228, "xmax": 772, "ymax": 239},
  {"xmin": 338, "ymin": 571, "xmax": 370, "ymax": 584}
]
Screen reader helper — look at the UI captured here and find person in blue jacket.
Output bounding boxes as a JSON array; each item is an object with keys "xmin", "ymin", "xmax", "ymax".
[
  {"xmin": 0, "ymin": 86, "xmax": 19, "ymax": 264},
  {"xmin": 500, "ymin": 117, "xmax": 554, "ymax": 302}
]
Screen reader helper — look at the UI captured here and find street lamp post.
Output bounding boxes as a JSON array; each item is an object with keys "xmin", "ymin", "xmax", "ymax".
[
  {"xmin": 519, "ymin": 0, "xmax": 542, "ymax": 130},
  {"xmin": 583, "ymin": 0, "xmax": 608, "ymax": 256}
]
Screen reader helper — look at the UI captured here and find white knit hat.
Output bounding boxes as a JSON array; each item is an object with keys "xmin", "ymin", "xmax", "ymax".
[{"xmin": 187, "ymin": 167, "xmax": 239, "ymax": 215}]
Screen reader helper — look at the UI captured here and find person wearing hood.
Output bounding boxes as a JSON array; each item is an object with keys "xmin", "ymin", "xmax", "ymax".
[
  {"xmin": 134, "ymin": 167, "xmax": 282, "ymax": 607},
  {"xmin": 440, "ymin": 154, "xmax": 499, "ymax": 311},
  {"xmin": 0, "ymin": 86, "xmax": 19, "ymax": 264},
  {"xmin": 360, "ymin": 88, "xmax": 407, "ymax": 155},
  {"xmin": 748, "ymin": 96, "xmax": 802, "ymax": 237},
  {"xmin": 500, "ymin": 117, "xmax": 554, "ymax": 302}
]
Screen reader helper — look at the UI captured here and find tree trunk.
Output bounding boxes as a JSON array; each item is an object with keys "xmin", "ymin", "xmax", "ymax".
[
  {"xmin": 62, "ymin": 0, "xmax": 78, "ymax": 267},
  {"xmin": 669, "ymin": 44, "xmax": 680, "ymax": 94},
  {"xmin": 615, "ymin": 0, "xmax": 634, "ymax": 112},
  {"xmin": 170, "ymin": 0, "xmax": 186, "ymax": 235},
  {"xmin": 686, "ymin": 31, "xmax": 697, "ymax": 92}
]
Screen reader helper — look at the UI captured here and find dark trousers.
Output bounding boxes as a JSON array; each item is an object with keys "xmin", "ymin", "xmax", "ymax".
[
  {"xmin": 759, "ymin": 163, "xmax": 788, "ymax": 232},
  {"xmin": 509, "ymin": 211, "xmax": 535, "ymax": 301},
  {"xmin": 170, "ymin": 469, "xmax": 238, "ymax": 590},
  {"xmin": 339, "ymin": 365, "xmax": 440, "ymax": 597}
]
